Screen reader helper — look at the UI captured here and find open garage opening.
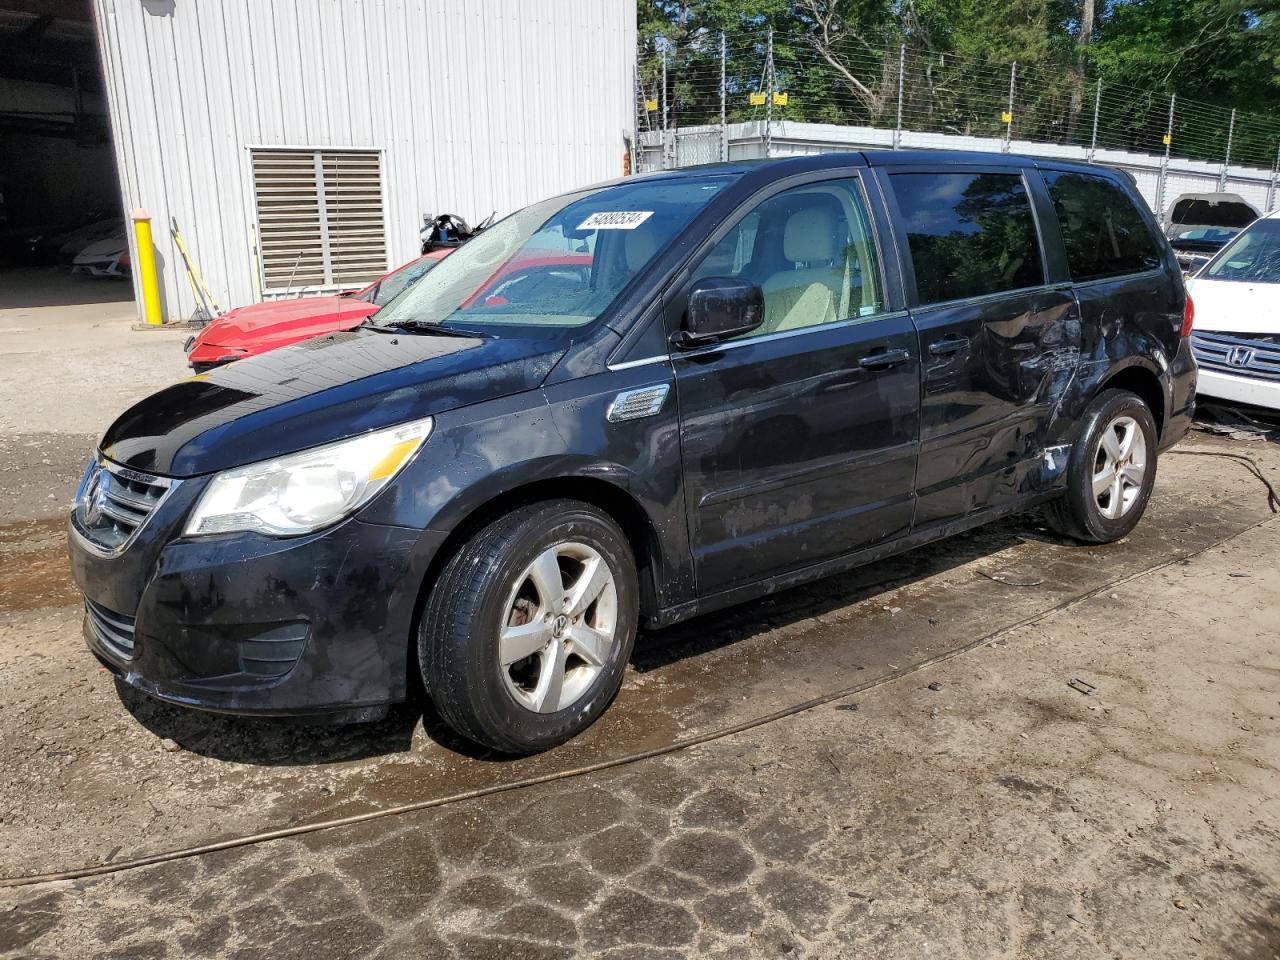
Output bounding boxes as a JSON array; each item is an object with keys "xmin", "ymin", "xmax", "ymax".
[{"xmin": 0, "ymin": 0, "xmax": 132, "ymax": 312}]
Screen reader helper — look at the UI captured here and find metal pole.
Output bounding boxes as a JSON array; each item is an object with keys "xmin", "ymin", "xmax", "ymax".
[
  {"xmin": 764, "ymin": 28, "xmax": 774, "ymax": 158},
  {"xmin": 1088, "ymin": 79, "xmax": 1101, "ymax": 162},
  {"xmin": 660, "ymin": 48, "xmax": 669, "ymax": 169},
  {"xmin": 893, "ymin": 43, "xmax": 905, "ymax": 150},
  {"xmin": 1268, "ymin": 142, "xmax": 1280, "ymax": 213},
  {"xmin": 1218, "ymin": 108, "xmax": 1236, "ymax": 192},
  {"xmin": 720, "ymin": 31, "xmax": 727, "ymax": 162},
  {"xmin": 130, "ymin": 209, "xmax": 163, "ymax": 326},
  {"xmin": 637, "ymin": 63, "xmax": 649, "ymax": 134},
  {"xmin": 1003, "ymin": 61, "xmax": 1016, "ymax": 153},
  {"xmin": 1156, "ymin": 94, "xmax": 1175, "ymax": 221}
]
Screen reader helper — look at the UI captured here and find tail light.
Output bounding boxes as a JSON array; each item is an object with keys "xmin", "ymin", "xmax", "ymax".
[{"xmin": 1180, "ymin": 293, "xmax": 1194, "ymax": 338}]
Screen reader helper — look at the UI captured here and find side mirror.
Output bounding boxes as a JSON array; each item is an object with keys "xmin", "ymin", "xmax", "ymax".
[{"xmin": 672, "ymin": 276, "xmax": 765, "ymax": 349}]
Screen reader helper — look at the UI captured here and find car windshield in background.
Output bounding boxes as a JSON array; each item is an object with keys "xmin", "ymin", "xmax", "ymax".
[
  {"xmin": 1205, "ymin": 219, "xmax": 1280, "ymax": 283},
  {"xmin": 374, "ymin": 176, "xmax": 732, "ymax": 337},
  {"xmin": 359, "ymin": 256, "xmax": 441, "ymax": 307},
  {"xmin": 1170, "ymin": 226, "xmax": 1239, "ymax": 244}
]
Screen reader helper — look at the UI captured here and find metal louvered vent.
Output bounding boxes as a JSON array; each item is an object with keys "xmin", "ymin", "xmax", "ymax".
[{"xmin": 251, "ymin": 148, "xmax": 388, "ymax": 294}]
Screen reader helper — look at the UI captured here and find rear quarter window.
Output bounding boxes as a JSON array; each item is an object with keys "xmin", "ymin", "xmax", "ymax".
[
  {"xmin": 1044, "ymin": 172, "xmax": 1163, "ymax": 282},
  {"xmin": 890, "ymin": 172, "xmax": 1046, "ymax": 306}
]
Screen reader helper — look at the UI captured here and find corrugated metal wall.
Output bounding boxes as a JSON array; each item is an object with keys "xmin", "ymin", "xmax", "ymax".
[{"xmin": 94, "ymin": 0, "xmax": 636, "ymax": 322}]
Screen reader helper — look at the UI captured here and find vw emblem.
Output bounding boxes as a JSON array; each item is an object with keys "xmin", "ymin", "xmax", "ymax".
[
  {"xmin": 1226, "ymin": 345, "xmax": 1255, "ymax": 368},
  {"xmin": 81, "ymin": 468, "xmax": 106, "ymax": 526}
]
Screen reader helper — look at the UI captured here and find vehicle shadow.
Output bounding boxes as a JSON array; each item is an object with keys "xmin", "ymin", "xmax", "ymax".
[
  {"xmin": 633, "ymin": 511, "xmax": 1044, "ymax": 672},
  {"xmin": 117, "ymin": 510, "xmax": 1052, "ymax": 766}
]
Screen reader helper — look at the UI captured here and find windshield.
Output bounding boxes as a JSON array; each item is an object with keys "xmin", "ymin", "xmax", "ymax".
[
  {"xmin": 1204, "ymin": 218, "xmax": 1280, "ymax": 283},
  {"xmin": 1169, "ymin": 226, "xmax": 1239, "ymax": 245},
  {"xmin": 355, "ymin": 255, "xmax": 441, "ymax": 307},
  {"xmin": 374, "ymin": 176, "xmax": 732, "ymax": 337}
]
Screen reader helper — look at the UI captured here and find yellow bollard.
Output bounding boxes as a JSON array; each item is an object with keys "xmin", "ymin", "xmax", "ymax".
[{"xmin": 131, "ymin": 208, "xmax": 163, "ymax": 326}]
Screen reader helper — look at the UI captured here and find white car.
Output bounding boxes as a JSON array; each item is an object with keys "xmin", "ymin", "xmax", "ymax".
[
  {"xmin": 71, "ymin": 235, "xmax": 130, "ymax": 278},
  {"xmin": 1187, "ymin": 209, "xmax": 1280, "ymax": 411}
]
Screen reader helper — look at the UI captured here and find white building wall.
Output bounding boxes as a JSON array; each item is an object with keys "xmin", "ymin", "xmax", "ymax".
[{"xmin": 94, "ymin": 0, "xmax": 636, "ymax": 322}]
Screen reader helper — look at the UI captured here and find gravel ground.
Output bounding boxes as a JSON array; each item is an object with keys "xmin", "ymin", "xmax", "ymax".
[{"xmin": 0, "ymin": 275, "xmax": 1276, "ymax": 958}]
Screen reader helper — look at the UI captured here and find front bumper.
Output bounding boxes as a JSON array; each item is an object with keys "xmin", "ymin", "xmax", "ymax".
[
  {"xmin": 72, "ymin": 259, "xmax": 128, "ymax": 278},
  {"xmin": 69, "ymin": 501, "xmax": 443, "ymax": 716},
  {"xmin": 186, "ymin": 340, "xmax": 247, "ymax": 371},
  {"xmin": 1196, "ymin": 367, "xmax": 1280, "ymax": 411}
]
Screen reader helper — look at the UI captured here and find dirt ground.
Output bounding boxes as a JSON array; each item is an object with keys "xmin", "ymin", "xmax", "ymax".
[{"xmin": 0, "ymin": 274, "xmax": 1277, "ymax": 959}]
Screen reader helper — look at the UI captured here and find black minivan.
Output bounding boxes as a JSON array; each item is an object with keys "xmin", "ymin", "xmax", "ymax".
[{"xmin": 70, "ymin": 151, "xmax": 1196, "ymax": 753}]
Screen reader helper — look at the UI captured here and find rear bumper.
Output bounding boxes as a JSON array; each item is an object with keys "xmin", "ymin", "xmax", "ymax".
[
  {"xmin": 1159, "ymin": 336, "xmax": 1198, "ymax": 450},
  {"xmin": 1195, "ymin": 368, "xmax": 1280, "ymax": 412},
  {"xmin": 70, "ymin": 514, "xmax": 444, "ymax": 716}
]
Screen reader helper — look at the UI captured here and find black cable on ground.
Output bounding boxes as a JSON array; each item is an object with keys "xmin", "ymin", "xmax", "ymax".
[
  {"xmin": 5, "ymin": 502, "xmax": 1276, "ymax": 891},
  {"xmin": 1167, "ymin": 447, "xmax": 1280, "ymax": 512}
]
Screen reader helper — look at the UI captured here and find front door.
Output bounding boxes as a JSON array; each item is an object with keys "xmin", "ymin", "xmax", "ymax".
[
  {"xmin": 670, "ymin": 176, "xmax": 920, "ymax": 597},
  {"xmin": 881, "ymin": 167, "xmax": 1081, "ymax": 528}
]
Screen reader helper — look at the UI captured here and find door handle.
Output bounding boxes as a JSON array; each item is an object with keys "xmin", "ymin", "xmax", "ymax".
[
  {"xmin": 928, "ymin": 337, "xmax": 969, "ymax": 356},
  {"xmin": 859, "ymin": 347, "xmax": 910, "ymax": 369}
]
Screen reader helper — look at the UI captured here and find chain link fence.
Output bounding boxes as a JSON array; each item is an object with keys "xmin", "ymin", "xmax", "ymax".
[{"xmin": 635, "ymin": 29, "xmax": 1280, "ymax": 215}]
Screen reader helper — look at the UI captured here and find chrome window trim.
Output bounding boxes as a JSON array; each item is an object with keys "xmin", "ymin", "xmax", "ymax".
[
  {"xmin": 606, "ymin": 354, "xmax": 671, "ymax": 372},
  {"xmin": 671, "ymin": 309, "xmax": 912, "ymax": 360}
]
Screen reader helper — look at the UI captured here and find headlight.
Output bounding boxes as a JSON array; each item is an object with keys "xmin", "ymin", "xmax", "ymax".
[{"xmin": 184, "ymin": 416, "xmax": 433, "ymax": 537}]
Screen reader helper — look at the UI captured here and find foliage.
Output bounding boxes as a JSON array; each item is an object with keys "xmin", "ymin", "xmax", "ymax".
[{"xmin": 637, "ymin": 0, "xmax": 1280, "ymax": 164}]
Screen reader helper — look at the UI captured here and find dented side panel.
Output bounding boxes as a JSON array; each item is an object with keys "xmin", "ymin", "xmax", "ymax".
[{"xmin": 911, "ymin": 285, "xmax": 1082, "ymax": 528}]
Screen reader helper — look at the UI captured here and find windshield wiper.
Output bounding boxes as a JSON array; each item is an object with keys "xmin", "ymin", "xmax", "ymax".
[{"xmin": 368, "ymin": 319, "xmax": 487, "ymax": 338}]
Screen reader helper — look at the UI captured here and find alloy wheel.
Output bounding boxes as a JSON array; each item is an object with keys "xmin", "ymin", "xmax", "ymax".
[
  {"xmin": 498, "ymin": 541, "xmax": 619, "ymax": 713},
  {"xmin": 1092, "ymin": 414, "xmax": 1147, "ymax": 520}
]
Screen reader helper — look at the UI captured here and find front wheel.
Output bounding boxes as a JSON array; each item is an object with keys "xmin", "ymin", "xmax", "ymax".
[
  {"xmin": 1043, "ymin": 388, "xmax": 1159, "ymax": 543},
  {"xmin": 419, "ymin": 500, "xmax": 639, "ymax": 754}
]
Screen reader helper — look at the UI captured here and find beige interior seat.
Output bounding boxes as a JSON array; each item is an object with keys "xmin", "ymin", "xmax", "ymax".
[{"xmin": 761, "ymin": 204, "xmax": 846, "ymax": 334}]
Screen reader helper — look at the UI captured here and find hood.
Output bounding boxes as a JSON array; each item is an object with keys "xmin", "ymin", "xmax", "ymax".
[
  {"xmin": 73, "ymin": 236, "xmax": 127, "ymax": 261},
  {"xmin": 1187, "ymin": 276, "xmax": 1280, "ymax": 335},
  {"xmin": 101, "ymin": 327, "xmax": 567, "ymax": 476},
  {"xmin": 197, "ymin": 295, "xmax": 377, "ymax": 348},
  {"xmin": 1165, "ymin": 194, "xmax": 1258, "ymax": 232}
]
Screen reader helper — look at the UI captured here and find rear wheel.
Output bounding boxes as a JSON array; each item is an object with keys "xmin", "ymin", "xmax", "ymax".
[
  {"xmin": 1044, "ymin": 389, "xmax": 1158, "ymax": 543},
  {"xmin": 419, "ymin": 500, "xmax": 638, "ymax": 754}
]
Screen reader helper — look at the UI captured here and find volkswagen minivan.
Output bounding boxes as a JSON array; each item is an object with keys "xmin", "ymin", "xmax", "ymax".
[{"xmin": 70, "ymin": 151, "xmax": 1196, "ymax": 753}]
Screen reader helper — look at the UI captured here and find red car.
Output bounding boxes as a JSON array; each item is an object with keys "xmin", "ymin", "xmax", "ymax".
[
  {"xmin": 185, "ymin": 249, "xmax": 451, "ymax": 371},
  {"xmin": 186, "ymin": 249, "xmax": 593, "ymax": 370}
]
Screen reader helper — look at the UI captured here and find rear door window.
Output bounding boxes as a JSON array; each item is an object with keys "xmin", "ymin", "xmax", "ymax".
[
  {"xmin": 890, "ymin": 172, "xmax": 1045, "ymax": 305},
  {"xmin": 1044, "ymin": 172, "xmax": 1163, "ymax": 281}
]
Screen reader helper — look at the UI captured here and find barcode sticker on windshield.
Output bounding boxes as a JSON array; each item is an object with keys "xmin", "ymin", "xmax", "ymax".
[{"xmin": 578, "ymin": 211, "xmax": 654, "ymax": 230}]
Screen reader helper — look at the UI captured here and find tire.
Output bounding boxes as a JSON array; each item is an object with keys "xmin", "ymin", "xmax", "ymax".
[
  {"xmin": 1043, "ymin": 388, "xmax": 1159, "ymax": 544},
  {"xmin": 419, "ymin": 499, "xmax": 639, "ymax": 754}
]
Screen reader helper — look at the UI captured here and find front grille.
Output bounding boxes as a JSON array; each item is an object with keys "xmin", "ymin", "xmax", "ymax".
[
  {"xmin": 1191, "ymin": 331, "xmax": 1280, "ymax": 383},
  {"xmin": 85, "ymin": 599, "xmax": 136, "ymax": 659},
  {"xmin": 72, "ymin": 459, "xmax": 175, "ymax": 555}
]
